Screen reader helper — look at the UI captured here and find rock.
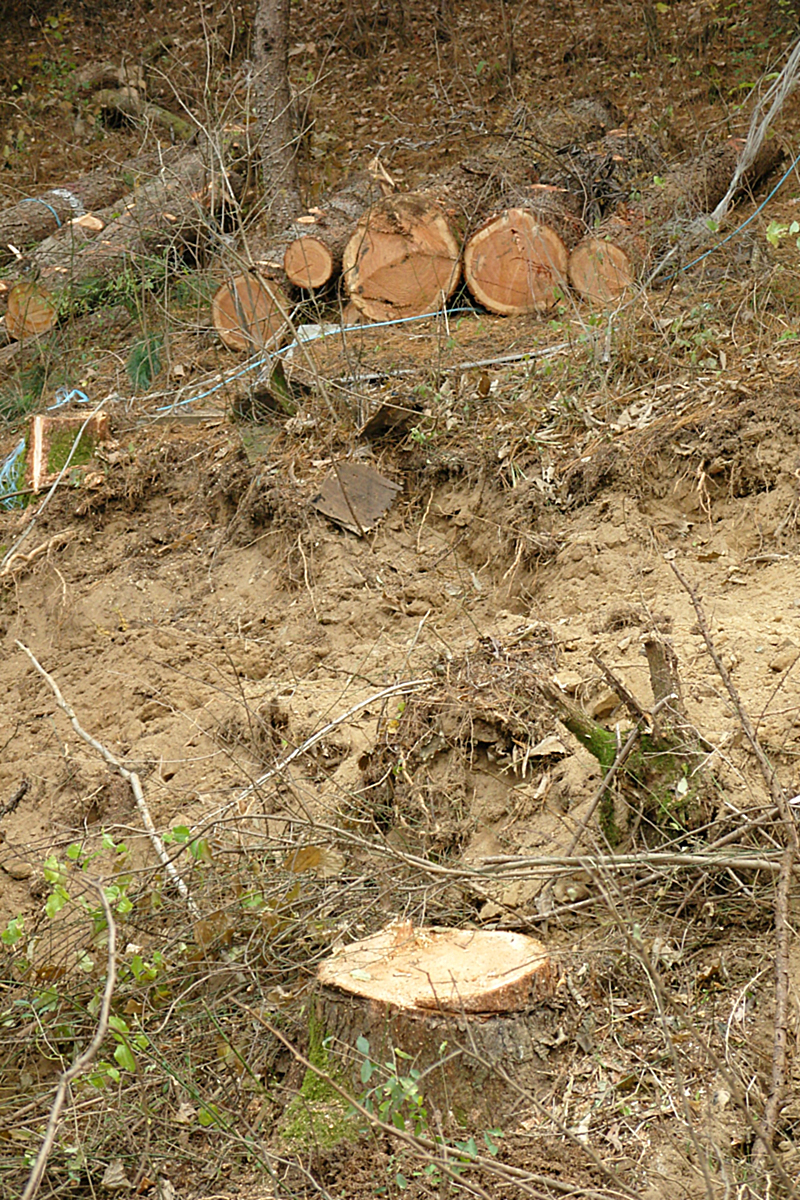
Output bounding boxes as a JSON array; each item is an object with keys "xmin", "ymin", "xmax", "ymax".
[
  {"xmin": 1, "ymin": 857, "xmax": 32, "ymax": 880},
  {"xmin": 769, "ymin": 642, "xmax": 799, "ymax": 672}
]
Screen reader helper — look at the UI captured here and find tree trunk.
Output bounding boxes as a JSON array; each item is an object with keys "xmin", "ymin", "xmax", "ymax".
[
  {"xmin": 316, "ymin": 923, "xmax": 560, "ymax": 1121},
  {"xmin": 463, "ymin": 186, "xmax": 585, "ymax": 315},
  {"xmin": 252, "ymin": 0, "xmax": 301, "ymax": 232},
  {"xmin": 568, "ymin": 135, "xmax": 783, "ymax": 302},
  {"xmin": 0, "ymin": 146, "xmax": 186, "ymax": 266},
  {"xmin": 4, "ymin": 152, "xmax": 241, "ymax": 339}
]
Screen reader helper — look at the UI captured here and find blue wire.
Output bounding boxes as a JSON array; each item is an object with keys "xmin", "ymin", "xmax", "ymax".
[
  {"xmin": 0, "ymin": 440, "xmax": 26, "ymax": 509},
  {"xmin": 661, "ymin": 149, "xmax": 800, "ymax": 281},
  {"xmin": 19, "ymin": 197, "xmax": 62, "ymax": 227},
  {"xmin": 151, "ymin": 149, "xmax": 800, "ymax": 414},
  {"xmin": 155, "ymin": 306, "xmax": 481, "ymax": 412},
  {"xmin": 48, "ymin": 388, "xmax": 92, "ymax": 410}
]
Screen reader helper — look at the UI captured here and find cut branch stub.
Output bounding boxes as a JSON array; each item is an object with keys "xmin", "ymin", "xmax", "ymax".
[
  {"xmin": 342, "ymin": 193, "xmax": 462, "ymax": 321},
  {"xmin": 211, "ymin": 273, "xmax": 289, "ymax": 352},
  {"xmin": 464, "ymin": 186, "xmax": 584, "ymax": 315}
]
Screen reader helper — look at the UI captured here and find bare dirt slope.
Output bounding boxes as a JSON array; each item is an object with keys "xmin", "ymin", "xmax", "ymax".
[{"xmin": 2, "ymin": 2, "xmax": 800, "ymax": 1199}]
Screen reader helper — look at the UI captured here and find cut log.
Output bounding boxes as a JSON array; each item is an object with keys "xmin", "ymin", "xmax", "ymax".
[
  {"xmin": 211, "ymin": 273, "xmax": 289, "ymax": 351},
  {"xmin": 279, "ymin": 174, "xmax": 385, "ymax": 290},
  {"xmin": 567, "ymin": 211, "xmax": 647, "ymax": 303},
  {"xmin": 0, "ymin": 145, "xmax": 186, "ymax": 265},
  {"xmin": 316, "ymin": 922, "xmax": 559, "ymax": 1119},
  {"xmin": 5, "ymin": 283, "xmax": 58, "ymax": 340},
  {"xmin": 463, "ymin": 186, "xmax": 585, "ymax": 314},
  {"xmin": 342, "ymin": 194, "xmax": 463, "ymax": 321},
  {"xmin": 4, "ymin": 151, "xmax": 241, "ymax": 339},
  {"xmin": 568, "ymin": 135, "xmax": 783, "ymax": 303}
]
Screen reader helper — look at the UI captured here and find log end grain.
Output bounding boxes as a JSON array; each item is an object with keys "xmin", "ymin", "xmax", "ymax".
[
  {"xmin": 6, "ymin": 282, "xmax": 58, "ymax": 340},
  {"xmin": 464, "ymin": 208, "xmax": 570, "ymax": 315},
  {"xmin": 211, "ymin": 273, "xmax": 289, "ymax": 352},
  {"xmin": 318, "ymin": 922, "xmax": 555, "ymax": 1013},
  {"xmin": 342, "ymin": 195, "xmax": 461, "ymax": 322},
  {"xmin": 568, "ymin": 236, "xmax": 636, "ymax": 303},
  {"xmin": 284, "ymin": 235, "xmax": 335, "ymax": 290}
]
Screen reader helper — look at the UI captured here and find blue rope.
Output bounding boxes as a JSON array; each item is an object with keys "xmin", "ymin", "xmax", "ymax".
[
  {"xmin": 19, "ymin": 197, "xmax": 62, "ymax": 227},
  {"xmin": 0, "ymin": 440, "xmax": 26, "ymax": 509},
  {"xmin": 48, "ymin": 388, "xmax": 92, "ymax": 410},
  {"xmin": 155, "ymin": 306, "xmax": 481, "ymax": 412}
]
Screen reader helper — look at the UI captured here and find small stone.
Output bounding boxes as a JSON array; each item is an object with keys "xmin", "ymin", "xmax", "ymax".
[
  {"xmin": 1, "ymin": 858, "xmax": 32, "ymax": 881},
  {"xmin": 770, "ymin": 643, "xmax": 799, "ymax": 673},
  {"xmin": 591, "ymin": 689, "xmax": 620, "ymax": 720}
]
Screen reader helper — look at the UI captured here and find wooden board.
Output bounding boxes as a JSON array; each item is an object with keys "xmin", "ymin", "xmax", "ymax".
[{"xmin": 312, "ymin": 461, "xmax": 401, "ymax": 535}]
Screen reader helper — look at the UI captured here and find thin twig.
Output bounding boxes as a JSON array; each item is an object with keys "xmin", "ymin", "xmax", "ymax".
[
  {"xmin": 0, "ymin": 778, "xmax": 28, "ymax": 818},
  {"xmin": 16, "ymin": 641, "xmax": 199, "ymax": 918},
  {"xmin": 20, "ymin": 879, "xmax": 116, "ymax": 1200},
  {"xmin": 671, "ymin": 562, "xmax": 799, "ymax": 1165},
  {"xmin": 229, "ymin": 677, "xmax": 432, "ymax": 808}
]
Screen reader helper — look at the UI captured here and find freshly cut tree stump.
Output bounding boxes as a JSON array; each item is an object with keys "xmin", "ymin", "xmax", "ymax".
[
  {"xmin": 342, "ymin": 194, "xmax": 462, "ymax": 321},
  {"xmin": 316, "ymin": 922, "xmax": 560, "ymax": 1119},
  {"xmin": 464, "ymin": 186, "xmax": 585, "ymax": 314},
  {"xmin": 3, "ymin": 151, "xmax": 241, "ymax": 338},
  {"xmin": 568, "ymin": 135, "xmax": 783, "ymax": 303},
  {"xmin": 211, "ymin": 273, "xmax": 289, "ymax": 351}
]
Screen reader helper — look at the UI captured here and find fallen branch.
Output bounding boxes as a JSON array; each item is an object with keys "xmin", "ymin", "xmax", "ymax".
[
  {"xmin": 0, "ymin": 779, "xmax": 28, "ymax": 819},
  {"xmin": 16, "ymin": 641, "xmax": 199, "ymax": 918},
  {"xmin": 20, "ymin": 880, "xmax": 116, "ymax": 1200}
]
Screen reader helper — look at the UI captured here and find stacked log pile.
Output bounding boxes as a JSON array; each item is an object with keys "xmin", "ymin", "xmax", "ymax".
[{"xmin": 0, "ymin": 100, "xmax": 783, "ymax": 348}]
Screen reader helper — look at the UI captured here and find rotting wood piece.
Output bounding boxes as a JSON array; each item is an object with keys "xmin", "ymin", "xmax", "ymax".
[
  {"xmin": 4, "ymin": 151, "xmax": 241, "ymax": 338},
  {"xmin": 568, "ymin": 135, "xmax": 783, "ymax": 302},
  {"xmin": 316, "ymin": 922, "xmax": 560, "ymax": 1119},
  {"xmin": 463, "ymin": 186, "xmax": 585, "ymax": 314},
  {"xmin": 0, "ymin": 145, "xmax": 186, "ymax": 266},
  {"xmin": 211, "ymin": 273, "xmax": 290, "ymax": 352}
]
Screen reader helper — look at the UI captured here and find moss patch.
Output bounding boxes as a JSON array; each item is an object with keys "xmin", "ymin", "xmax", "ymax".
[
  {"xmin": 277, "ymin": 1007, "xmax": 360, "ymax": 1149},
  {"xmin": 46, "ymin": 428, "xmax": 97, "ymax": 475}
]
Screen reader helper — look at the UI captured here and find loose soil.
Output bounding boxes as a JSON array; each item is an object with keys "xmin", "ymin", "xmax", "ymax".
[{"xmin": 2, "ymin": 3, "xmax": 800, "ymax": 1199}]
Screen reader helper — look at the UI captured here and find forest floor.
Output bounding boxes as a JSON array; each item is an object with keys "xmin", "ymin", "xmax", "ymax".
[{"xmin": 2, "ymin": 2, "xmax": 800, "ymax": 1198}]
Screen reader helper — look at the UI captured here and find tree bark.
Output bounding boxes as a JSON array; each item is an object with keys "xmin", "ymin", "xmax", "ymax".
[
  {"xmin": 4, "ymin": 151, "xmax": 241, "ymax": 339},
  {"xmin": 0, "ymin": 146, "xmax": 186, "ymax": 266},
  {"xmin": 568, "ymin": 135, "xmax": 783, "ymax": 302},
  {"xmin": 252, "ymin": 0, "xmax": 301, "ymax": 232}
]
